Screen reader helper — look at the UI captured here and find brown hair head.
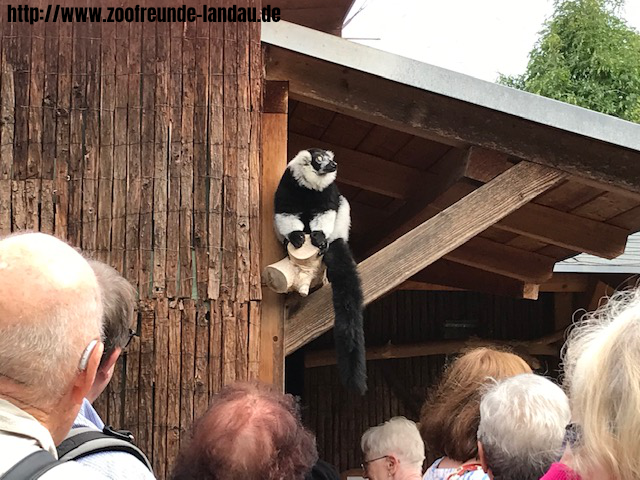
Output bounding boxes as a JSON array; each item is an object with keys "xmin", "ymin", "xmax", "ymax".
[
  {"xmin": 87, "ymin": 260, "xmax": 137, "ymax": 362},
  {"xmin": 171, "ymin": 381, "xmax": 318, "ymax": 480},
  {"xmin": 419, "ymin": 347, "xmax": 532, "ymax": 462}
]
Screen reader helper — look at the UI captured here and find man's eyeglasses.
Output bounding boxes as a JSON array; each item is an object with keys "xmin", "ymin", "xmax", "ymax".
[
  {"xmin": 361, "ymin": 455, "xmax": 388, "ymax": 472},
  {"xmin": 124, "ymin": 328, "xmax": 138, "ymax": 349}
]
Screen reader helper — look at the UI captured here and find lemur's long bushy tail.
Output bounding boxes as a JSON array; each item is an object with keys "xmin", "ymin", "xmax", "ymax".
[{"xmin": 323, "ymin": 239, "xmax": 367, "ymax": 395}]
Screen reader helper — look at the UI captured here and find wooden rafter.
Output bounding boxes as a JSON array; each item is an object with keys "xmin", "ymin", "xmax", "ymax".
[
  {"xmin": 358, "ymin": 147, "xmax": 511, "ymax": 255},
  {"xmin": 411, "ymin": 259, "xmax": 540, "ymax": 299},
  {"xmin": 497, "ymin": 203, "xmax": 628, "ymax": 259},
  {"xmin": 304, "ymin": 332, "xmax": 566, "ymax": 368},
  {"xmin": 430, "ymin": 182, "xmax": 629, "ymax": 259},
  {"xmin": 398, "ymin": 272, "xmax": 594, "ymax": 294},
  {"xmin": 288, "ymin": 132, "xmax": 426, "ymax": 200},
  {"xmin": 445, "ymin": 237, "xmax": 556, "ymax": 283},
  {"xmin": 284, "ymin": 161, "xmax": 565, "ymax": 354}
]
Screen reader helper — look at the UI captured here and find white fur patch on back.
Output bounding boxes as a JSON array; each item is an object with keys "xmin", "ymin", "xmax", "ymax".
[
  {"xmin": 288, "ymin": 150, "xmax": 337, "ymax": 191},
  {"xmin": 274, "ymin": 213, "xmax": 304, "ymax": 241},
  {"xmin": 329, "ymin": 196, "xmax": 351, "ymax": 242},
  {"xmin": 310, "ymin": 210, "xmax": 337, "ymax": 237}
]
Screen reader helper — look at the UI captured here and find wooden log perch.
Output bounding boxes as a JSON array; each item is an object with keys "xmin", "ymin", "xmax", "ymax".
[{"xmin": 263, "ymin": 235, "xmax": 326, "ymax": 297}]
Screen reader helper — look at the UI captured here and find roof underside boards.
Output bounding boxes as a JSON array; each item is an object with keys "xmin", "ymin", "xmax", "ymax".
[
  {"xmin": 263, "ymin": 21, "xmax": 640, "ymax": 311},
  {"xmin": 287, "ymin": 99, "xmax": 640, "ymax": 288}
]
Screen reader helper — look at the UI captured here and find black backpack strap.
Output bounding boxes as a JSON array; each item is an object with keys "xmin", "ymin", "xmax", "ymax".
[
  {"xmin": 57, "ymin": 426, "xmax": 153, "ymax": 472},
  {"xmin": 0, "ymin": 450, "xmax": 60, "ymax": 480}
]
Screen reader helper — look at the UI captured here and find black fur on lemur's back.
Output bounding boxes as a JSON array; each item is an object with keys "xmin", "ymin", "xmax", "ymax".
[{"xmin": 274, "ymin": 149, "xmax": 367, "ymax": 394}]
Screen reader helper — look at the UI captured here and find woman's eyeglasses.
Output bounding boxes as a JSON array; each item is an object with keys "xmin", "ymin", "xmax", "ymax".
[{"xmin": 361, "ymin": 455, "xmax": 388, "ymax": 472}]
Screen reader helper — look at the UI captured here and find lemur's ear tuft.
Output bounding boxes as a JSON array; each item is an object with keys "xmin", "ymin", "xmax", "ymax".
[{"xmin": 293, "ymin": 150, "xmax": 312, "ymax": 164}]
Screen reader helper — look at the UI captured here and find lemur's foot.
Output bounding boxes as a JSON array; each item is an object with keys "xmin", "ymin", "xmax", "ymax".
[
  {"xmin": 288, "ymin": 231, "xmax": 306, "ymax": 249},
  {"xmin": 310, "ymin": 231, "xmax": 328, "ymax": 254}
]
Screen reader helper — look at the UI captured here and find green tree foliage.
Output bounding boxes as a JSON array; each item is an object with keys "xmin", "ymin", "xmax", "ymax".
[{"xmin": 499, "ymin": 0, "xmax": 640, "ymax": 123}]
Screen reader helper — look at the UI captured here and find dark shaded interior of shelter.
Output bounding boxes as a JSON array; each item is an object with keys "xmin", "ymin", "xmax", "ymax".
[{"xmin": 289, "ymin": 290, "xmax": 555, "ymax": 471}]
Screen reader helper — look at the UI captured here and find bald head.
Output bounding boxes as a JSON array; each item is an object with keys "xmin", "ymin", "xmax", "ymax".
[{"xmin": 0, "ymin": 233, "xmax": 103, "ymax": 404}]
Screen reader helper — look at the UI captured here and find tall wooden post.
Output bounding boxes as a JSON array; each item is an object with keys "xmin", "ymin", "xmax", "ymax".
[{"xmin": 259, "ymin": 81, "xmax": 289, "ymax": 388}]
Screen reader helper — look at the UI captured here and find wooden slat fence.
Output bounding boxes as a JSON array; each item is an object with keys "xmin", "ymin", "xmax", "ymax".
[{"xmin": 0, "ymin": 1, "xmax": 263, "ymax": 476}]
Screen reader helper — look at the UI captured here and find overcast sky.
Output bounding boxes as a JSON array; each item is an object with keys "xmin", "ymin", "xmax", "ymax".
[{"xmin": 342, "ymin": 0, "xmax": 640, "ymax": 82}]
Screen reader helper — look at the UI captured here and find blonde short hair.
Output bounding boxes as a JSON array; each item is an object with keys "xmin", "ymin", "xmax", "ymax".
[
  {"xmin": 419, "ymin": 347, "xmax": 532, "ymax": 461},
  {"xmin": 563, "ymin": 288, "xmax": 640, "ymax": 480}
]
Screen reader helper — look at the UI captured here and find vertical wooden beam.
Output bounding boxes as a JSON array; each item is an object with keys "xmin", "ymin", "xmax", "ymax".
[
  {"xmin": 259, "ymin": 80, "xmax": 288, "ymax": 388},
  {"xmin": 166, "ymin": 303, "xmax": 182, "ymax": 473},
  {"xmin": 554, "ymin": 292, "xmax": 574, "ymax": 332},
  {"xmin": 0, "ymin": 20, "xmax": 14, "ymax": 236},
  {"xmin": 153, "ymin": 21, "xmax": 170, "ymax": 299},
  {"xmin": 152, "ymin": 297, "xmax": 169, "ymax": 478},
  {"xmin": 179, "ymin": 21, "xmax": 195, "ymax": 299}
]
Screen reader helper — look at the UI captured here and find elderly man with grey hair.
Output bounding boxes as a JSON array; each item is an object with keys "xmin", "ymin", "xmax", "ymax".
[
  {"xmin": 477, "ymin": 373, "xmax": 571, "ymax": 480},
  {"xmin": 68, "ymin": 260, "xmax": 155, "ymax": 479},
  {"xmin": 0, "ymin": 233, "xmax": 107, "ymax": 478}
]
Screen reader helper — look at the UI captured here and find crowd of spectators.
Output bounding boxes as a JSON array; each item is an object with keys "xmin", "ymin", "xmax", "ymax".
[{"xmin": 1, "ymin": 232, "xmax": 638, "ymax": 480}]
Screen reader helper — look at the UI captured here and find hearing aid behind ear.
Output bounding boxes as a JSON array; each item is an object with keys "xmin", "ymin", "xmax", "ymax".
[{"xmin": 78, "ymin": 339, "xmax": 99, "ymax": 371}]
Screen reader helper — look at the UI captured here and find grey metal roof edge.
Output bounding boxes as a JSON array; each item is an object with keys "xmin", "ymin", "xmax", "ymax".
[
  {"xmin": 262, "ymin": 21, "xmax": 640, "ymax": 153},
  {"xmin": 555, "ymin": 233, "xmax": 640, "ymax": 274},
  {"xmin": 553, "ymin": 264, "xmax": 640, "ymax": 274}
]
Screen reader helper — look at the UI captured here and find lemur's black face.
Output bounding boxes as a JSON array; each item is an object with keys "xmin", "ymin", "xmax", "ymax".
[{"xmin": 308, "ymin": 148, "xmax": 336, "ymax": 175}]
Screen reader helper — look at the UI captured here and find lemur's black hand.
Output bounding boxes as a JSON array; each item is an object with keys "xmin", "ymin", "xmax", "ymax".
[
  {"xmin": 288, "ymin": 231, "xmax": 306, "ymax": 249},
  {"xmin": 310, "ymin": 231, "xmax": 328, "ymax": 254}
]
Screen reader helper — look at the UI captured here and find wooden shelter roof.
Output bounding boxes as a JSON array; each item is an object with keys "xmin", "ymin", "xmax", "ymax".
[
  {"xmin": 262, "ymin": 22, "xmax": 640, "ymax": 352},
  {"xmin": 278, "ymin": 0, "xmax": 355, "ymax": 35}
]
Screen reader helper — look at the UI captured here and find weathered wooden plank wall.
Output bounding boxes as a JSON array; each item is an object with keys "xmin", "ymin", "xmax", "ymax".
[
  {"xmin": 303, "ymin": 290, "xmax": 555, "ymax": 473},
  {"xmin": 0, "ymin": 1, "xmax": 263, "ymax": 476}
]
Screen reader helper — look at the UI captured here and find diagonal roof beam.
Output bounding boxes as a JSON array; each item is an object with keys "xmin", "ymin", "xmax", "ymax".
[
  {"xmin": 354, "ymin": 147, "xmax": 470, "ymax": 255},
  {"xmin": 284, "ymin": 161, "xmax": 565, "ymax": 354}
]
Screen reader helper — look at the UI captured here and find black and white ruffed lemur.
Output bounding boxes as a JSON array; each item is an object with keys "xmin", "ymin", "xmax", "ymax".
[{"xmin": 274, "ymin": 148, "xmax": 367, "ymax": 395}]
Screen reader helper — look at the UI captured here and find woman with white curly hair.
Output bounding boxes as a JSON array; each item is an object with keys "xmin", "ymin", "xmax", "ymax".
[
  {"xmin": 541, "ymin": 288, "xmax": 640, "ymax": 480},
  {"xmin": 360, "ymin": 417, "xmax": 425, "ymax": 480}
]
